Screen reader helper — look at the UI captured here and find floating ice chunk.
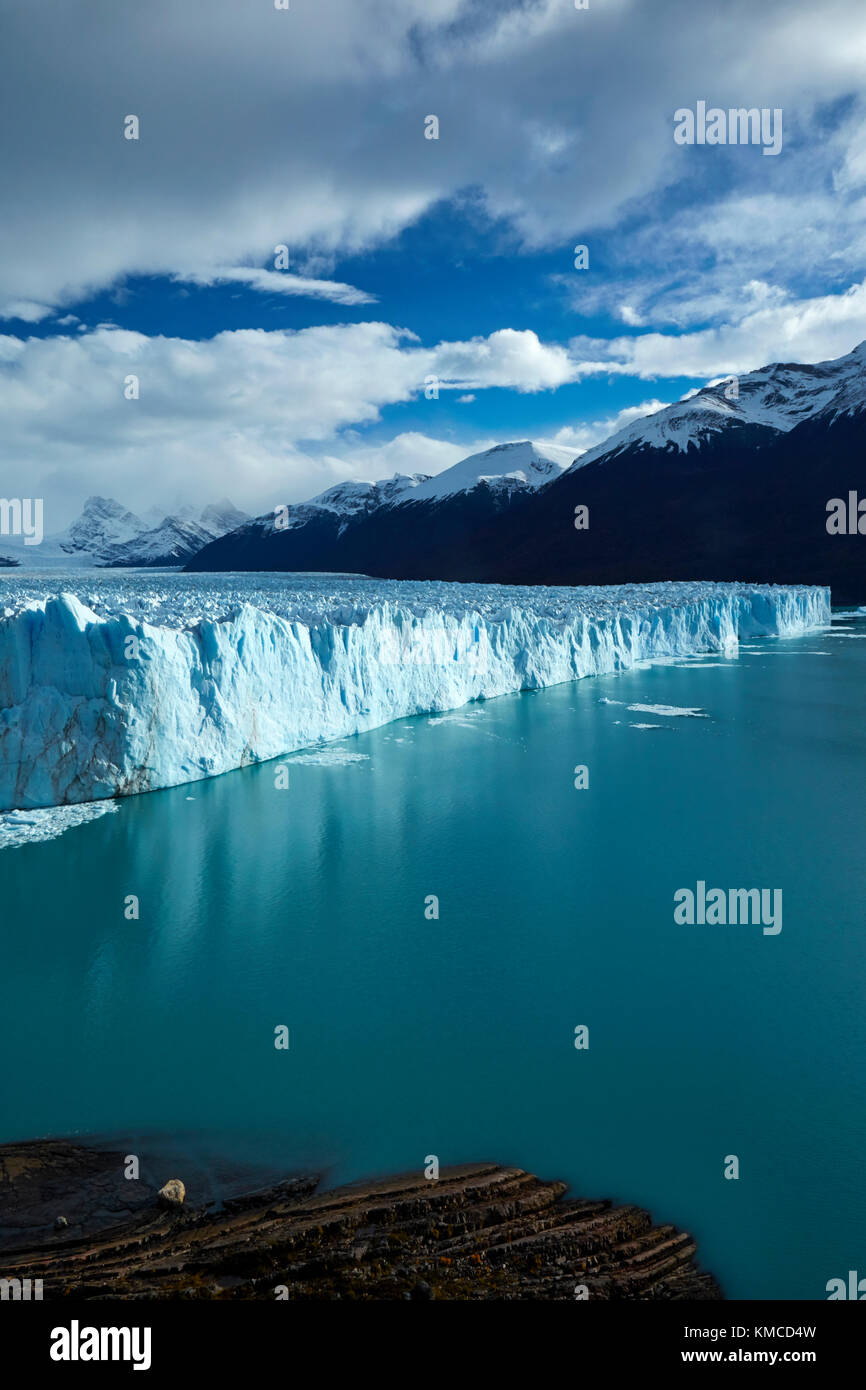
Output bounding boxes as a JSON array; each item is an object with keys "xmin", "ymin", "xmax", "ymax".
[
  {"xmin": 287, "ymin": 748, "xmax": 370, "ymax": 766},
  {"xmin": 428, "ymin": 709, "xmax": 486, "ymax": 726},
  {"xmin": 0, "ymin": 799, "xmax": 118, "ymax": 851},
  {"xmin": 626, "ymin": 703, "xmax": 709, "ymax": 718}
]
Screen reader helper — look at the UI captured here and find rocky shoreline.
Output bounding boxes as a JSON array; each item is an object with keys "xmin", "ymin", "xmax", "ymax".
[{"xmin": 0, "ymin": 1140, "xmax": 722, "ymax": 1300}]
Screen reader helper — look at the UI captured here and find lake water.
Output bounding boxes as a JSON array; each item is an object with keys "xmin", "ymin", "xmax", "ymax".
[{"xmin": 2, "ymin": 610, "xmax": 864, "ymax": 1299}]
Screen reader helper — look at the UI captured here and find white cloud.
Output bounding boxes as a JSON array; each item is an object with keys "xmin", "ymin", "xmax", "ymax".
[
  {"xmin": 313, "ymin": 431, "xmax": 485, "ymax": 485},
  {"xmin": 0, "ymin": 323, "xmax": 579, "ymax": 524},
  {"xmin": 542, "ymin": 400, "xmax": 670, "ymax": 457},
  {"xmin": 569, "ymin": 279, "xmax": 866, "ymax": 380},
  {"xmin": 434, "ymin": 329, "xmax": 576, "ymax": 391},
  {"xmin": 173, "ymin": 266, "xmax": 376, "ymax": 306},
  {"xmin": 3, "ymin": 0, "xmax": 866, "ymax": 311},
  {"xmin": 0, "ymin": 300, "xmax": 54, "ymax": 322},
  {"xmin": 5, "ymin": 269, "xmax": 866, "ymax": 527},
  {"xmin": 553, "ymin": 96, "xmax": 866, "ymax": 336}
]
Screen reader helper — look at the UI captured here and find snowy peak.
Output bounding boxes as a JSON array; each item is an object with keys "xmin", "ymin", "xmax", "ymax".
[
  {"xmin": 146, "ymin": 498, "xmax": 248, "ymax": 539},
  {"xmin": 309, "ymin": 444, "xmax": 572, "ymax": 514},
  {"xmin": 228, "ymin": 443, "xmax": 572, "ymax": 545},
  {"xmin": 374, "ymin": 472, "xmax": 433, "ymax": 505},
  {"xmin": 99, "ymin": 515, "xmax": 212, "ymax": 566},
  {"xmin": 308, "ymin": 473, "xmax": 431, "ymax": 515},
  {"xmin": 98, "ymin": 497, "xmax": 249, "ymax": 565},
  {"xmin": 62, "ymin": 496, "xmax": 145, "ymax": 554},
  {"xmin": 404, "ymin": 441, "xmax": 574, "ymax": 502},
  {"xmin": 571, "ymin": 339, "xmax": 866, "ymax": 471},
  {"xmin": 3, "ymin": 495, "xmax": 249, "ymax": 568},
  {"xmin": 198, "ymin": 499, "xmax": 250, "ymax": 537},
  {"xmin": 238, "ymin": 472, "xmax": 432, "ymax": 538},
  {"xmin": 187, "ymin": 444, "xmax": 575, "ymax": 570}
]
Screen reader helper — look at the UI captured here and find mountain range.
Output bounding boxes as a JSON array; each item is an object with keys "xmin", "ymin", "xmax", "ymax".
[
  {"xmin": 1, "ymin": 497, "xmax": 248, "ymax": 568},
  {"xmin": 186, "ymin": 342, "xmax": 866, "ymax": 603},
  {"xmin": 185, "ymin": 441, "xmax": 573, "ymax": 577},
  {"xmin": 8, "ymin": 343, "xmax": 865, "ymax": 597}
]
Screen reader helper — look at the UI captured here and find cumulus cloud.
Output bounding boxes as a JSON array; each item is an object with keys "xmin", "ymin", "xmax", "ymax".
[
  {"xmin": 568, "ymin": 278, "xmax": 866, "ymax": 381},
  {"xmin": 0, "ymin": 300, "xmax": 55, "ymax": 323},
  {"xmin": 542, "ymin": 400, "xmax": 670, "ymax": 458},
  {"xmin": 312, "ymin": 432, "xmax": 487, "ymax": 487},
  {"xmin": 433, "ymin": 329, "xmax": 576, "ymax": 391},
  {"xmin": 0, "ymin": 324, "xmax": 580, "ymax": 524}
]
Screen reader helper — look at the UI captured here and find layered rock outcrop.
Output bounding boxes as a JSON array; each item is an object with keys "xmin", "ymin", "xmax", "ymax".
[{"xmin": 0, "ymin": 1141, "xmax": 721, "ymax": 1300}]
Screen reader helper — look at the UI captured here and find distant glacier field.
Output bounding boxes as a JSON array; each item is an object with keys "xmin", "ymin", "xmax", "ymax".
[{"xmin": 0, "ymin": 574, "xmax": 829, "ymax": 813}]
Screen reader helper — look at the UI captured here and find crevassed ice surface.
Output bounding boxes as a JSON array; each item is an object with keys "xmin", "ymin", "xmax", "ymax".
[{"xmin": 0, "ymin": 574, "xmax": 830, "ymax": 812}]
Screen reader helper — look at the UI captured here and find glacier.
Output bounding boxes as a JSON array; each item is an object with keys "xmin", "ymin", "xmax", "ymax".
[{"xmin": 0, "ymin": 575, "xmax": 829, "ymax": 812}]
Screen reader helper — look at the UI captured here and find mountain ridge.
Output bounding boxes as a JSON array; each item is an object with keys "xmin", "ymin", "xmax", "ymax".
[
  {"xmin": 186, "ymin": 340, "xmax": 866, "ymax": 600},
  {"xmin": 1, "ymin": 495, "xmax": 249, "ymax": 568}
]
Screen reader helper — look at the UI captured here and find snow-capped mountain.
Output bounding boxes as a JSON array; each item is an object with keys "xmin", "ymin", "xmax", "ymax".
[
  {"xmin": 97, "ymin": 497, "xmax": 250, "ymax": 566},
  {"xmin": 198, "ymin": 499, "xmax": 249, "ymax": 537},
  {"xmin": 572, "ymin": 340, "xmax": 866, "ymax": 469},
  {"xmin": 247, "ymin": 472, "xmax": 431, "ymax": 536},
  {"xmin": 186, "ymin": 443, "xmax": 572, "ymax": 573},
  {"xmin": 1, "ymin": 495, "xmax": 249, "ymax": 568},
  {"xmin": 101, "ymin": 499, "xmax": 250, "ymax": 567},
  {"xmin": 405, "ymin": 441, "xmax": 573, "ymax": 500},
  {"xmin": 189, "ymin": 340, "xmax": 866, "ymax": 600},
  {"xmin": 0, "ymin": 496, "xmax": 142, "ymax": 569},
  {"xmin": 98, "ymin": 515, "xmax": 214, "ymax": 567},
  {"xmin": 63, "ymin": 496, "xmax": 146, "ymax": 556},
  {"xmin": 492, "ymin": 340, "xmax": 866, "ymax": 601}
]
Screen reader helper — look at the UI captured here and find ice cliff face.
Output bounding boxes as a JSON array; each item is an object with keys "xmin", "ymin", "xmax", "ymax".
[{"xmin": 0, "ymin": 578, "xmax": 829, "ymax": 811}]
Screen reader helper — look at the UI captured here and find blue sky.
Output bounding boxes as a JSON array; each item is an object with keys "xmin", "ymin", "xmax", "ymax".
[
  {"xmin": 3, "ymin": 0, "xmax": 866, "ymax": 525},
  {"xmin": 37, "ymin": 208, "xmax": 680, "ymax": 449}
]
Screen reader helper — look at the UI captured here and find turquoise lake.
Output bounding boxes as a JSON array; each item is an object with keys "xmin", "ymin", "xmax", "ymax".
[{"xmin": 2, "ymin": 611, "xmax": 864, "ymax": 1299}]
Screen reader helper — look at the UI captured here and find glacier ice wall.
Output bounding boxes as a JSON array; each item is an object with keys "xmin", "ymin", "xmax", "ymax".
[{"xmin": 0, "ymin": 579, "xmax": 829, "ymax": 811}]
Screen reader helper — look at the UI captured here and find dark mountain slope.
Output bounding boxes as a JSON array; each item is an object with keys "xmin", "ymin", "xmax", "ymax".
[{"xmin": 489, "ymin": 412, "xmax": 866, "ymax": 602}]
